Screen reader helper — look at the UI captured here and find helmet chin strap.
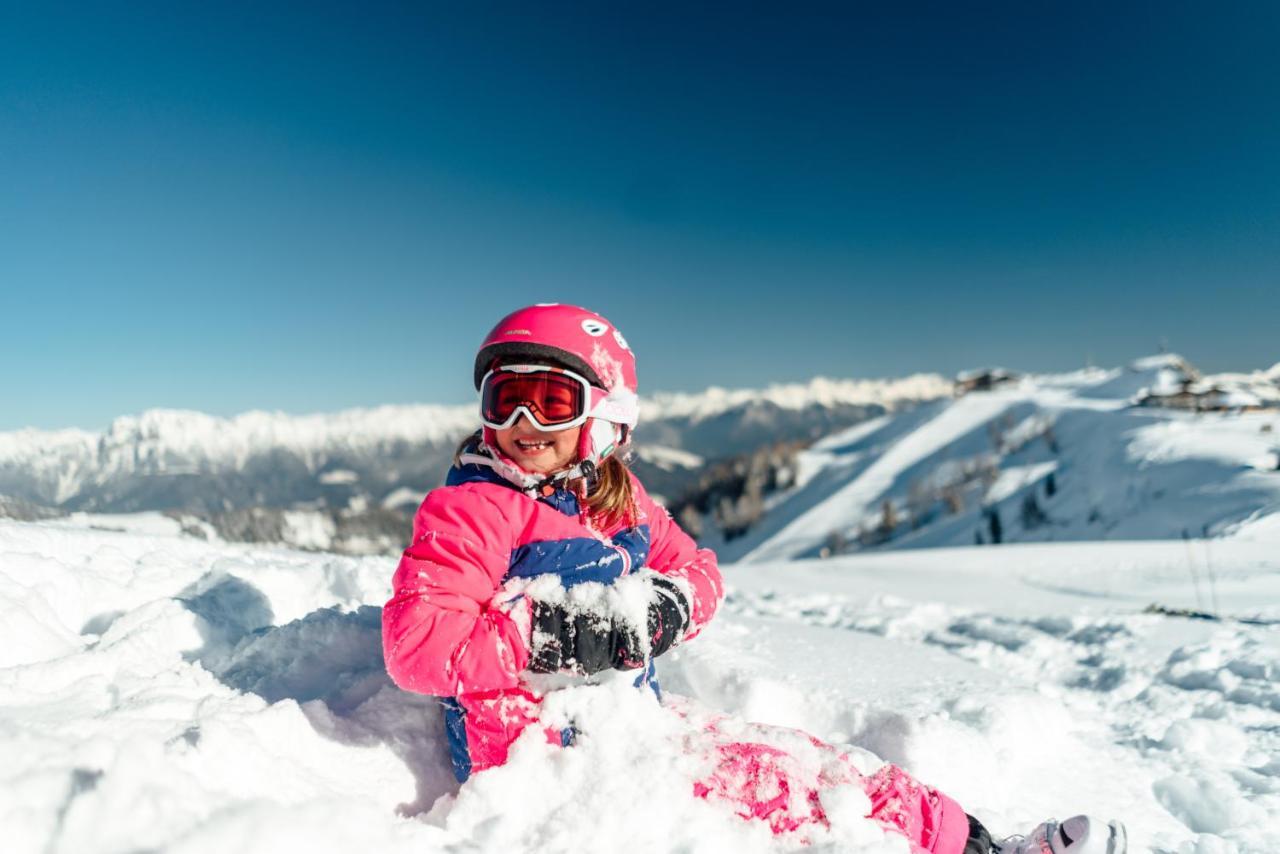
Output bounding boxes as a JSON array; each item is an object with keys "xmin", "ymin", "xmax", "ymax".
[{"xmin": 473, "ymin": 419, "xmax": 626, "ymax": 497}]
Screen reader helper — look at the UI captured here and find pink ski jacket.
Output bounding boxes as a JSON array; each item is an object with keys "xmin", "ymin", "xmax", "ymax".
[{"xmin": 382, "ymin": 450, "xmax": 724, "ymax": 780}]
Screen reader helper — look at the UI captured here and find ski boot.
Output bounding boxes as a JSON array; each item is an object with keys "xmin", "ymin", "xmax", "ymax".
[{"xmin": 996, "ymin": 815, "xmax": 1127, "ymax": 854}]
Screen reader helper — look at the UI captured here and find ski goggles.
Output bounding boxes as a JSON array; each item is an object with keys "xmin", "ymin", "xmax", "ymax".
[{"xmin": 479, "ymin": 364, "xmax": 595, "ymax": 432}]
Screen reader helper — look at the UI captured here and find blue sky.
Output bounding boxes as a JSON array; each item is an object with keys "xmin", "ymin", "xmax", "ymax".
[{"xmin": 3, "ymin": 2, "xmax": 1279, "ymax": 430}]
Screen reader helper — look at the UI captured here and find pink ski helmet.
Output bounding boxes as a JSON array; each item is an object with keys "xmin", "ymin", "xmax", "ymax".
[{"xmin": 474, "ymin": 304, "xmax": 639, "ymax": 469}]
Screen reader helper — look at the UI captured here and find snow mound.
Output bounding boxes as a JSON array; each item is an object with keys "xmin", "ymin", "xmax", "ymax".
[
  {"xmin": 4, "ymin": 519, "xmax": 1278, "ymax": 852},
  {"xmin": 439, "ymin": 682, "xmax": 906, "ymax": 853}
]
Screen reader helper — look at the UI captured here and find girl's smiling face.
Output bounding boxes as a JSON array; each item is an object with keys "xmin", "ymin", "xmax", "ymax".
[{"xmin": 494, "ymin": 417, "xmax": 581, "ymax": 474}]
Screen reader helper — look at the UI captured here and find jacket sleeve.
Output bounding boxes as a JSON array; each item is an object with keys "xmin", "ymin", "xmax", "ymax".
[
  {"xmin": 382, "ymin": 486, "xmax": 533, "ymax": 696},
  {"xmin": 634, "ymin": 477, "xmax": 724, "ymax": 640}
]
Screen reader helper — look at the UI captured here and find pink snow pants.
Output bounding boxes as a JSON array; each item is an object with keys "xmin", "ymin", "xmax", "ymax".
[{"xmin": 690, "ymin": 717, "xmax": 969, "ymax": 853}]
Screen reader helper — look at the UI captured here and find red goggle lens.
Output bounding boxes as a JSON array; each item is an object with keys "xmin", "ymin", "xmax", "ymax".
[{"xmin": 481, "ymin": 371, "xmax": 586, "ymax": 428}]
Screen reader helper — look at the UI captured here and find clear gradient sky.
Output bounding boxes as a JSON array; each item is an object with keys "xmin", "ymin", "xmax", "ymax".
[{"xmin": 3, "ymin": 2, "xmax": 1279, "ymax": 430}]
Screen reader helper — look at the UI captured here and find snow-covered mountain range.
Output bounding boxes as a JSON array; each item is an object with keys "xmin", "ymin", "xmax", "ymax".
[
  {"xmin": 0, "ymin": 375, "xmax": 950, "ymax": 551},
  {"xmin": 0, "ymin": 405, "xmax": 480, "ymax": 511},
  {"xmin": 4, "ymin": 358, "xmax": 1278, "ymax": 560}
]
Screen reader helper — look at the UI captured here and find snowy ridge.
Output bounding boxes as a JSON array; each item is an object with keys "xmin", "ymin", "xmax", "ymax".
[
  {"xmin": 641, "ymin": 374, "xmax": 952, "ymax": 422},
  {"xmin": 634, "ymin": 445, "xmax": 706, "ymax": 471},
  {"xmin": 1205, "ymin": 359, "xmax": 1280, "ymax": 385},
  {"xmin": 1, "ymin": 373, "xmax": 950, "ymax": 464},
  {"xmin": 1121, "ymin": 353, "xmax": 1280, "ymax": 405},
  {"xmin": 0, "ymin": 404, "xmax": 479, "ymax": 473},
  {"xmin": 0, "ymin": 428, "xmax": 100, "ymax": 506},
  {"xmin": 1198, "ymin": 365, "xmax": 1280, "ymax": 405},
  {"xmin": 0, "ymin": 373, "xmax": 949, "ymax": 514},
  {"xmin": 0, "ymin": 405, "xmax": 483, "ymax": 513}
]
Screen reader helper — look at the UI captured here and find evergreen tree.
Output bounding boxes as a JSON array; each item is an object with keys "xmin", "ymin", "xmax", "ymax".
[
  {"xmin": 676, "ymin": 504, "xmax": 703, "ymax": 539},
  {"xmin": 878, "ymin": 499, "xmax": 898, "ymax": 540},
  {"xmin": 1021, "ymin": 493, "xmax": 1049, "ymax": 529},
  {"xmin": 824, "ymin": 529, "xmax": 847, "ymax": 557}
]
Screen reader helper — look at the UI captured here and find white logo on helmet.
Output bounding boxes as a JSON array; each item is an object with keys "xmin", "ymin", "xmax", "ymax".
[
  {"xmin": 612, "ymin": 329, "xmax": 630, "ymax": 351},
  {"xmin": 581, "ymin": 319, "xmax": 608, "ymax": 337}
]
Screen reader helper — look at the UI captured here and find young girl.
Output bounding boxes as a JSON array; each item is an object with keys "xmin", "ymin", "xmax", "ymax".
[{"xmin": 382, "ymin": 304, "xmax": 1125, "ymax": 854}]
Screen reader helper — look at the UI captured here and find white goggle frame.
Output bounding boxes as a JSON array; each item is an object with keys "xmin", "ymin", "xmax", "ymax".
[{"xmin": 479, "ymin": 364, "xmax": 596, "ymax": 433}]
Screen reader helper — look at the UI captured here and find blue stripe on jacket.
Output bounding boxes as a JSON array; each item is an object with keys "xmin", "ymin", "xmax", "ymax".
[{"xmin": 440, "ymin": 697, "xmax": 473, "ymax": 783}]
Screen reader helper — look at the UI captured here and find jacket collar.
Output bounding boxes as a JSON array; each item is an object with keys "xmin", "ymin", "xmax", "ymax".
[{"xmin": 447, "ymin": 437, "xmax": 582, "ymax": 516}]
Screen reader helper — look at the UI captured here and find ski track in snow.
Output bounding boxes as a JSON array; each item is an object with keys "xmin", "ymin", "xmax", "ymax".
[
  {"xmin": 1, "ymin": 518, "xmax": 1278, "ymax": 853},
  {"xmin": 716, "ymin": 589, "xmax": 1280, "ymax": 847}
]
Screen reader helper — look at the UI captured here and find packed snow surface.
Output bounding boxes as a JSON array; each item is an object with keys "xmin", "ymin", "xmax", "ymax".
[{"xmin": 3, "ymin": 514, "xmax": 1277, "ymax": 853}]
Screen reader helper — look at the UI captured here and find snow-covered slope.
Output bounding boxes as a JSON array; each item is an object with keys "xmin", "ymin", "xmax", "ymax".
[
  {"xmin": 3, "ymin": 516, "xmax": 1277, "ymax": 853},
  {"xmin": 721, "ymin": 358, "xmax": 1280, "ymax": 563}
]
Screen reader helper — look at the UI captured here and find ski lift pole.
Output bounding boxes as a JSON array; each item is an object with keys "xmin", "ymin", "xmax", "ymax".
[
  {"xmin": 1201, "ymin": 524, "xmax": 1219, "ymax": 616},
  {"xmin": 1181, "ymin": 528, "xmax": 1204, "ymax": 611}
]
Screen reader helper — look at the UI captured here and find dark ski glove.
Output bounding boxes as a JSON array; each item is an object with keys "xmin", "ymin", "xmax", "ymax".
[
  {"xmin": 640, "ymin": 575, "xmax": 691, "ymax": 661},
  {"xmin": 528, "ymin": 601, "xmax": 621, "ymax": 675},
  {"xmin": 527, "ymin": 575, "xmax": 691, "ymax": 675},
  {"xmin": 962, "ymin": 814, "xmax": 994, "ymax": 854}
]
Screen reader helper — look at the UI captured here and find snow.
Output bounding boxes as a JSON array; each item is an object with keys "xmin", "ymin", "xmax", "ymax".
[
  {"xmin": 723, "ymin": 359, "xmax": 1280, "ymax": 563},
  {"xmin": 0, "ymin": 375, "xmax": 952, "ymax": 482},
  {"xmin": 0, "ymin": 373, "xmax": 951, "ymax": 513},
  {"xmin": 1126, "ymin": 415, "xmax": 1280, "ymax": 472},
  {"xmin": 634, "ymin": 444, "xmax": 706, "ymax": 470},
  {"xmin": 641, "ymin": 374, "xmax": 953, "ymax": 423},
  {"xmin": 0, "ymin": 405, "xmax": 478, "ymax": 508},
  {"xmin": 0, "ymin": 406, "xmax": 473, "ymax": 471},
  {"xmin": 1200, "ymin": 366, "xmax": 1280, "ymax": 405},
  {"xmin": 280, "ymin": 511, "xmax": 339, "ymax": 551},
  {"xmin": 3, "ymin": 511, "xmax": 1278, "ymax": 853},
  {"xmin": 0, "ymin": 427, "xmax": 99, "ymax": 505},
  {"xmin": 810, "ymin": 415, "xmax": 893, "ymax": 452},
  {"xmin": 1132, "ymin": 354, "xmax": 1195, "ymax": 373},
  {"xmin": 740, "ymin": 391, "xmax": 1015, "ymax": 562},
  {"xmin": 984, "ymin": 461, "xmax": 1058, "ymax": 505},
  {"xmin": 382, "ymin": 487, "xmax": 426, "ymax": 509},
  {"xmin": 4, "ymin": 355, "xmax": 1279, "ymax": 853},
  {"xmin": 39, "ymin": 511, "xmax": 190, "ymax": 538}
]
